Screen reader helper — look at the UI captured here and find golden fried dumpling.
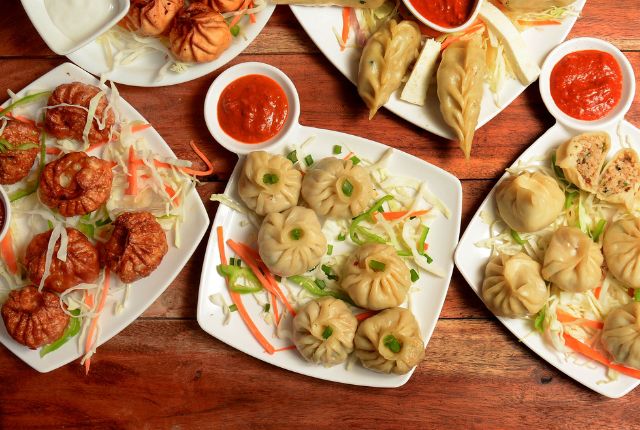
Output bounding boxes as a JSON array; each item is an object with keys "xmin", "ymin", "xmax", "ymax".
[
  {"xmin": 0, "ymin": 120, "xmax": 40, "ymax": 185},
  {"xmin": 124, "ymin": 0, "xmax": 184, "ymax": 36},
  {"xmin": 603, "ymin": 217, "xmax": 640, "ymax": 289},
  {"xmin": 556, "ymin": 132, "xmax": 610, "ymax": 194},
  {"xmin": 195, "ymin": 0, "xmax": 244, "ymax": 12},
  {"xmin": 169, "ymin": 3, "xmax": 232, "ymax": 63},
  {"xmin": 495, "ymin": 171, "xmax": 564, "ymax": 233}
]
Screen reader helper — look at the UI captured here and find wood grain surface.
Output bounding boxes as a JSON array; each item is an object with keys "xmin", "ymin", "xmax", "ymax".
[{"xmin": 1, "ymin": 1, "xmax": 639, "ymax": 428}]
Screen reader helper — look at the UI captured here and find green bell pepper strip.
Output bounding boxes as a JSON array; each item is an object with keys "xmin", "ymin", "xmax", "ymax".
[
  {"xmin": 0, "ymin": 91, "xmax": 51, "ymax": 118},
  {"xmin": 287, "ymin": 275, "xmax": 354, "ymax": 305},
  {"xmin": 9, "ymin": 131, "xmax": 47, "ymax": 202},
  {"xmin": 40, "ymin": 309, "xmax": 81, "ymax": 357},
  {"xmin": 349, "ymin": 195, "xmax": 393, "ymax": 245},
  {"xmin": 217, "ymin": 264, "xmax": 263, "ymax": 294}
]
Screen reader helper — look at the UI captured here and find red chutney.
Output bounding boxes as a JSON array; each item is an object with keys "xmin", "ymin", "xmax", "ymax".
[
  {"xmin": 408, "ymin": 0, "xmax": 476, "ymax": 28},
  {"xmin": 550, "ymin": 50, "xmax": 623, "ymax": 121},
  {"xmin": 217, "ymin": 74, "xmax": 289, "ymax": 144}
]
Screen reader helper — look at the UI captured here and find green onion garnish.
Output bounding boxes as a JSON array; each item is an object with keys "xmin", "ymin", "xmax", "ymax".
[
  {"xmin": 322, "ymin": 326, "xmax": 333, "ymax": 339},
  {"xmin": 350, "ymin": 156, "xmax": 361, "ymax": 165},
  {"xmin": 425, "ymin": 254, "xmax": 433, "ymax": 264},
  {"xmin": 229, "ymin": 304, "xmax": 238, "ymax": 312},
  {"xmin": 262, "ymin": 173, "xmax": 279, "ymax": 185},
  {"xmin": 383, "ymin": 334, "xmax": 401, "ymax": 353},
  {"xmin": 290, "ymin": 228, "xmax": 303, "ymax": 240},
  {"xmin": 590, "ymin": 219, "xmax": 607, "ymax": 243},
  {"xmin": 342, "ymin": 179, "xmax": 354, "ymax": 197},
  {"xmin": 368, "ymin": 260, "xmax": 386, "ymax": 272},
  {"xmin": 264, "ymin": 303, "xmax": 271, "ymax": 312},
  {"xmin": 511, "ymin": 229, "xmax": 527, "ymax": 245},
  {"xmin": 304, "ymin": 154, "xmax": 314, "ymax": 167},
  {"xmin": 230, "ymin": 25, "xmax": 240, "ymax": 37},
  {"xmin": 337, "ymin": 233, "xmax": 346, "ymax": 241},
  {"xmin": 96, "ymin": 217, "xmax": 112, "ymax": 227},
  {"xmin": 410, "ymin": 269, "xmax": 419, "ymax": 282},
  {"xmin": 634, "ymin": 290, "xmax": 640, "ymax": 302},
  {"xmin": 564, "ymin": 191, "xmax": 579, "ymax": 209},
  {"xmin": 321, "ymin": 264, "xmax": 338, "ymax": 280},
  {"xmin": 287, "ymin": 150, "xmax": 298, "ymax": 163},
  {"xmin": 315, "ymin": 279, "xmax": 326, "ymax": 290},
  {"xmin": 333, "ymin": 145, "xmax": 342, "ymax": 154},
  {"xmin": 47, "ymin": 220, "xmax": 54, "ymax": 230},
  {"xmin": 327, "ymin": 244, "xmax": 333, "ymax": 255},
  {"xmin": 534, "ymin": 306, "xmax": 546, "ymax": 332}
]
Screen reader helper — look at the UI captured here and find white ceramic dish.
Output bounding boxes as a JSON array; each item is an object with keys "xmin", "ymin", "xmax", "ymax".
[
  {"xmin": 204, "ymin": 62, "xmax": 301, "ymax": 154},
  {"xmin": 66, "ymin": 5, "xmax": 276, "ymax": 87},
  {"xmin": 21, "ymin": 0, "xmax": 130, "ymax": 56},
  {"xmin": 539, "ymin": 37, "xmax": 636, "ymax": 132},
  {"xmin": 454, "ymin": 119, "xmax": 640, "ymax": 398},
  {"xmin": 0, "ymin": 186, "xmax": 10, "ymax": 242},
  {"xmin": 0, "ymin": 62, "xmax": 209, "ymax": 373},
  {"xmin": 196, "ymin": 124, "xmax": 462, "ymax": 387},
  {"xmin": 402, "ymin": 0, "xmax": 483, "ymax": 34},
  {"xmin": 290, "ymin": 0, "xmax": 586, "ymax": 139}
]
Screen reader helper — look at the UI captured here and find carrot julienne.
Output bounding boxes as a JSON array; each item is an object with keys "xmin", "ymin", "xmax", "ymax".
[
  {"xmin": 126, "ymin": 145, "xmax": 138, "ymax": 195},
  {"xmin": 374, "ymin": 209, "xmax": 431, "ymax": 221},
  {"xmin": 441, "ymin": 22, "xmax": 485, "ymax": 51},
  {"xmin": 563, "ymin": 333, "xmax": 640, "ymax": 379},
  {"xmin": 1, "ymin": 229, "xmax": 18, "ymax": 274},
  {"xmin": 217, "ymin": 226, "xmax": 275, "ymax": 354},
  {"xmin": 230, "ymin": 0, "xmax": 252, "ymax": 28},
  {"xmin": 248, "ymin": 0, "xmax": 256, "ymax": 23},
  {"xmin": 341, "ymin": 7, "xmax": 351, "ymax": 51},
  {"xmin": 180, "ymin": 141, "xmax": 214, "ymax": 177},
  {"xmin": 274, "ymin": 345, "xmax": 297, "ymax": 352},
  {"xmin": 556, "ymin": 309, "xmax": 604, "ymax": 330},
  {"xmin": 517, "ymin": 19, "xmax": 561, "ymax": 26},
  {"xmin": 356, "ymin": 310, "xmax": 378, "ymax": 321},
  {"xmin": 130, "ymin": 123, "xmax": 151, "ymax": 133},
  {"xmin": 84, "ymin": 268, "xmax": 111, "ymax": 374},
  {"xmin": 343, "ymin": 151, "xmax": 354, "ymax": 160},
  {"xmin": 594, "ymin": 286, "xmax": 602, "ymax": 300}
]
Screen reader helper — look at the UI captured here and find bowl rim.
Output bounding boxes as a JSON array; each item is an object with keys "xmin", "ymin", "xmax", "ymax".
[
  {"xmin": 0, "ymin": 186, "xmax": 11, "ymax": 242},
  {"xmin": 203, "ymin": 62, "xmax": 301, "ymax": 155},
  {"xmin": 539, "ymin": 37, "xmax": 636, "ymax": 132},
  {"xmin": 401, "ymin": 0, "xmax": 484, "ymax": 34}
]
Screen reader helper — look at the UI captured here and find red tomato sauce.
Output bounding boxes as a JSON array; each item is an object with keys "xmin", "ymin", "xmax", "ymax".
[
  {"xmin": 217, "ymin": 74, "xmax": 289, "ymax": 144},
  {"xmin": 550, "ymin": 50, "xmax": 623, "ymax": 121},
  {"xmin": 408, "ymin": 0, "xmax": 476, "ymax": 28}
]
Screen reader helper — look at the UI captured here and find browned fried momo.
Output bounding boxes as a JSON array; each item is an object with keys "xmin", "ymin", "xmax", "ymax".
[
  {"xmin": 124, "ymin": 0, "xmax": 184, "ymax": 36},
  {"xmin": 0, "ymin": 120, "xmax": 40, "ymax": 185},
  {"xmin": 169, "ymin": 3, "xmax": 231, "ymax": 63}
]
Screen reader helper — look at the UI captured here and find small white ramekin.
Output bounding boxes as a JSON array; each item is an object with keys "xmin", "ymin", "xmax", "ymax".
[
  {"xmin": 204, "ymin": 62, "xmax": 301, "ymax": 155},
  {"xmin": 539, "ymin": 37, "xmax": 635, "ymax": 132},
  {"xmin": 402, "ymin": 0, "xmax": 484, "ymax": 34},
  {"xmin": 0, "ymin": 186, "xmax": 11, "ymax": 242}
]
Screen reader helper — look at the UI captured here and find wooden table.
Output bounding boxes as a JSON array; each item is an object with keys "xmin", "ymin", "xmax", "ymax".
[{"xmin": 2, "ymin": 2, "xmax": 640, "ymax": 428}]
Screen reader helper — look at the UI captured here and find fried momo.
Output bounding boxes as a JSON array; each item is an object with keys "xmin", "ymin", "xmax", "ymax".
[
  {"xmin": 292, "ymin": 297, "xmax": 358, "ymax": 367},
  {"xmin": 0, "ymin": 120, "xmax": 40, "ymax": 185},
  {"xmin": 124, "ymin": 0, "xmax": 184, "ymax": 36},
  {"xmin": 258, "ymin": 206, "xmax": 326, "ymax": 277},
  {"xmin": 301, "ymin": 157, "xmax": 375, "ymax": 219},
  {"xmin": 354, "ymin": 307, "xmax": 425, "ymax": 374},
  {"xmin": 603, "ymin": 218, "xmax": 640, "ymax": 289}
]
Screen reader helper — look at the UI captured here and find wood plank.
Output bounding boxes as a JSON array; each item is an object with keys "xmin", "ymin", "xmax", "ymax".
[{"xmin": 1, "ymin": 319, "xmax": 636, "ymax": 429}]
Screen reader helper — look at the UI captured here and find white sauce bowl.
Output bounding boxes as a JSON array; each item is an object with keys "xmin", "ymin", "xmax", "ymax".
[
  {"xmin": 0, "ymin": 186, "xmax": 11, "ymax": 242},
  {"xmin": 402, "ymin": 0, "xmax": 484, "ymax": 34},
  {"xmin": 539, "ymin": 37, "xmax": 636, "ymax": 132},
  {"xmin": 204, "ymin": 62, "xmax": 301, "ymax": 155}
]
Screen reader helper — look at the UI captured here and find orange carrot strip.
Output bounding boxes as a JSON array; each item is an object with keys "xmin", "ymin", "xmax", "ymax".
[
  {"xmin": 46, "ymin": 147, "xmax": 62, "ymax": 155},
  {"xmin": 424, "ymin": 243, "xmax": 429, "ymax": 251},
  {"xmin": 7, "ymin": 113, "xmax": 38, "ymax": 127},
  {"xmin": 517, "ymin": 19, "xmax": 561, "ymax": 26},
  {"xmin": 131, "ymin": 123, "xmax": 151, "ymax": 133},
  {"xmin": 274, "ymin": 345, "xmax": 296, "ymax": 352},
  {"xmin": 441, "ymin": 22, "xmax": 485, "ymax": 51},
  {"xmin": 341, "ymin": 7, "xmax": 351, "ymax": 51},
  {"xmin": 343, "ymin": 151, "xmax": 354, "ymax": 160},
  {"xmin": 165, "ymin": 184, "xmax": 181, "ymax": 206},
  {"xmin": 375, "ymin": 209, "xmax": 431, "ymax": 221},
  {"xmin": 84, "ymin": 268, "xmax": 111, "ymax": 374},
  {"xmin": 248, "ymin": 1, "xmax": 256, "ymax": 23},
  {"xmin": 217, "ymin": 227, "xmax": 275, "ymax": 355},
  {"xmin": 356, "ymin": 310, "xmax": 378, "ymax": 321},
  {"xmin": 563, "ymin": 333, "xmax": 640, "ymax": 379},
  {"xmin": 180, "ymin": 141, "xmax": 214, "ymax": 177},
  {"xmin": 0, "ymin": 229, "xmax": 18, "ymax": 274},
  {"xmin": 556, "ymin": 309, "xmax": 604, "ymax": 329},
  {"xmin": 84, "ymin": 291, "xmax": 95, "ymax": 309},
  {"xmin": 126, "ymin": 146, "xmax": 138, "ymax": 195},
  {"xmin": 230, "ymin": 0, "xmax": 252, "ymax": 27},
  {"xmin": 594, "ymin": 286, "xmax": 602, "ymax": 299}
]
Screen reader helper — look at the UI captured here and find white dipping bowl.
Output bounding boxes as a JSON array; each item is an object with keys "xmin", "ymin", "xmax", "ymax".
[
  {"xmin": 402, "ymin": 0, "xmax": 483, "ymax": 34},
  {"xmin": 204, "ymin": 62, "xmax": 301, "ymax": 155},
  {"xmin": 539, "ymin": 37, "xmax": 635, "ymax": 132},
  {"xmin": 0, "ymin": 186, "xmax": 11, "ymax": 242}
]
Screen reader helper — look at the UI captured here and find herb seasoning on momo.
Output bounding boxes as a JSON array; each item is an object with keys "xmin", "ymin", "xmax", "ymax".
[
  {"xmin": 408, "ymin": 0, "xmax": 476, "ymax": 28},
  {"xmin": 550, "ymin": 50, "xmax": 623, "ymax": 121},
  {"xmin": 217, "ymin": 75, "xmax": 289, "ymax": 144}
]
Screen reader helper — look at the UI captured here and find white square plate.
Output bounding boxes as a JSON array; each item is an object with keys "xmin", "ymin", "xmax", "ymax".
[
  {"xmin": 0, "ymin": 62, "xmax": 209, "ymax": 372},
  {"xmin": 455, "ymin": 120, "xmax": 640, "ymax": 398},
  {"xmin": 196, "ymin": 125, "xmax": 462, "ymax": 387}
]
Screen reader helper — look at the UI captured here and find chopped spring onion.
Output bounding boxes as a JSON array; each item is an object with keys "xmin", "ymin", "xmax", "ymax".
[
  {"xmin": 337, "ymin": 232, "xmax": 346, "ymax": 241},
  {"xmin": 315, "ymin": 279, "xmax": 327, "ymax": 290},
  {"xmin": 425, "ymin": 254, "xmax": 433, "ymax": 264},
  {"xmin": 287, "ymin": 150, "xmax": 298, "ymax": 163},
  {"xmin": 287, "ymin": 275, "xmax": 353, "ymax": 304},
  {"xmin": 322, "ymin": 326, "xmax": 333, "ymax": 339},
  {"xmin": 262, "ymin": 173, "xmax": 279, "ymax": 185},
  {"xmin": 264, "ymin": 303, "xmax": 271, "ymax": 312},
  {"xmin": 333, "ymin": 145, "xmax": 342, "ymax": 154},
  {"xmin": 534, "ymin": 306, "xmax": 546, "ymax": 333},
  {"xmin": 564, "ymin": 191, "xmax": 579, "ymax": 209},
  {"xmin": 349, "ymin": 195, "xmax": 393, "ymax": 245},
  {"xmin": 368, "ymin": 259, "xmax": 386, "ymax": 272},
  {"xmin": 95, "ymin": 217, "xmax": 112, "ymax": 227},
  {"xmin": 229, "ymin": 304, "xmax": 238, "ymax": 312},
  {"xmin": 418, "ymin": 225, "xmax": 429, "ymax": 253},
  {"xmin": 327, "ymin": 244, "xmax": 334, "ymax": 255},
  {"xmin": 230, "ymin": 25, "xmax": 240, "ymax": 37},
  {"xmin": 78, "ymin": 222, "xmax": 95, "ymax": 239},
  {"xmin": 635, "ymin": 290, "xmax": 640, "ymax": 302},
  {"xmin": 217, "ymin": 264, "xmax": 263, "ymax": 294},
  {"xmin": 510, "ymin": 229, "xmax": 527, "ymax": 245},
  {"xmin": 410, "ymin": 269, "xmax": 419, "ymax": 282},
  {"xmin": 341, "ymin": 179, "xmax": 354, "ymax": 197},
  {"xmin": 40, "ymin": 309, "xmax": 81, "ymax": 357},
  {"xmin": 0, "ymin": 139, "xmax": 39, "ymax": 152},
  {"xmin": 290, "ymin": 228, "xmax": 303, "ymax": 241},
  {"xmin": 590, "ymin": 219, "xmax": 607, "ymax": 243},
  {"xmin": 9, "ymin": 130, "xmax": 47, "ymax": 202},
  {"xmin": 350, "ymin": 155, "xmax": 361, "ymax": 165},
  {"xmin": 47, "ymin": 220, "xmax": 54, "ymax": 230},
  {"xmin": 383, "ymin": 334, "xmax": 401, "ymax": 353},
  {"xmin": 0, "ymin": 91, "xmax": 51, "ymax": 118},
  {"xmin": 304, "ymin": 154, "xmax": 314, "ymax": 167},
  {"xmin": 321, "ymin": 264, "xmax": 338, "ymax": 280}
]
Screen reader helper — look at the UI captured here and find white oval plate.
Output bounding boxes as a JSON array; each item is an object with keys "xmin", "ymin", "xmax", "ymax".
[
  {"xmin": 196, "ymin": 124, "xmax": 462, "ymax": 387},
  {"xmin": 67, "ymin": 6, "xmax": 275, "ymax": 87},
  {"xmin": 290, "ymin": 1, "xmax": 586, "ymax": 139},
  {"xmin": 0, "ymin": 62, "xmax": 209, "ymax": 372},
  {"xmin": 454, "ymin": 120, "xmax": 640, "ymax": 398}
]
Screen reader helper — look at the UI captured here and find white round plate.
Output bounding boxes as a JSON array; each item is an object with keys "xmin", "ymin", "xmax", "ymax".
[
  {"xmin": 290, "ymin": 1, "xmax": 586, "ymax": 139},
  {"xmin": 67, "ymin": 6, "xmax": 276, "ymax": 87}
]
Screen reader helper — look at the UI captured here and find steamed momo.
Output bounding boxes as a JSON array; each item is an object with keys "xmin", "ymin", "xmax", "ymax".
[
  {"xmin": 292, "ymin": 297, "xmax": 358, "ymax": 367},
  {"xmin": 542, "ymin": 227, "xmax": 603, "ymax": 292},
  {"xmin": 495, "ymin": 171, "xmax": 564, "ymax": 233},
  {"xmin": 482, "ymin": 252, "xmax": 548, "ymax": 317},
  {"xmin": 603, "ymin": 218, "xmax": 640, "ymax": 289},
  {"xmin": 258, "ymin": 206, "xmax": 327, "ymax": 277},
  {"xmin": 354, "ymin": 307, "xmax": 425, "ymax": 374},
  {"xmin": 602, "ymin": 302, "xmax": 640, "ymax": 369},
  {"xmin": 341, "ymin": 243, "xmax": 411, "ymax": 310},
  {"xmin": 555, "ymin": 132, "xmax": 610, "ymax": 193},
  {"xmin": 301, "ymin": 157, "xmax": 375, "ymax": 219},
  {"xmin": 238, "ymin": 151, "xmax": 302, "ymax": 216},
  {"xmin": 597, "ymin": 148, "xmax": 640, "ymax": 210}
]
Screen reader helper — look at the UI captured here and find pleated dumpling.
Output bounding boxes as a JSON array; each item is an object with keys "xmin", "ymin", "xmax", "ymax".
[
  {"xmin": 354, "ymin": 307, "xmax": 424, "ymax": 374},
  {"xmin": 542, "ymin": 227, "xmax": 603, "ymax": 292},
  {"xmin": 341, "ymin": 243, "xmax": 411, "ymax": 310},
  {"xmin": 482, "ymin": 252, "xmax": 548, "ymax": 317},
  {"xmin": 169, "ymin": 3, "xmax": 231, "ymax": 63},
  {"xmin": 357, "ymin": 19, "xmax": 421, "ymax": 119},
  {"xmin": 125, "ymin": 0, "xmax": 184, "ymax": 36},
  {"xmin": 437, "ymin": 33, "xmax": 485, "ymax": 159},
  {"xmin": 602, "ymin": 302, "xmax": 640, "ymax": 370},
  {"xmin": 597, "ymin": 148, "xmax": 640, "ymax": 210},
  {"xmin": 238, "ymin": 151, "xmax": 302, "ymax": 216},
  {"xmin": 603, "ymin": 218, "xmax": 640, "ymax": 289},
  {"xmin": 258, "ymin": 206, "xmax": 327, "ymax": 277},
  {"xmin": 555, "ymin": 132, "xmax": 611, "ymax": 193},
  {"xmin": 292, "ymin": 297, "xmax": 358, "ymax": 367},
  {"xmin": 301, "ymin": 157, "xmax": 375, "ymax": 219},
  {"xmin": 495, "ymin": 171, "xmax": 564, "ymax": 233}
]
